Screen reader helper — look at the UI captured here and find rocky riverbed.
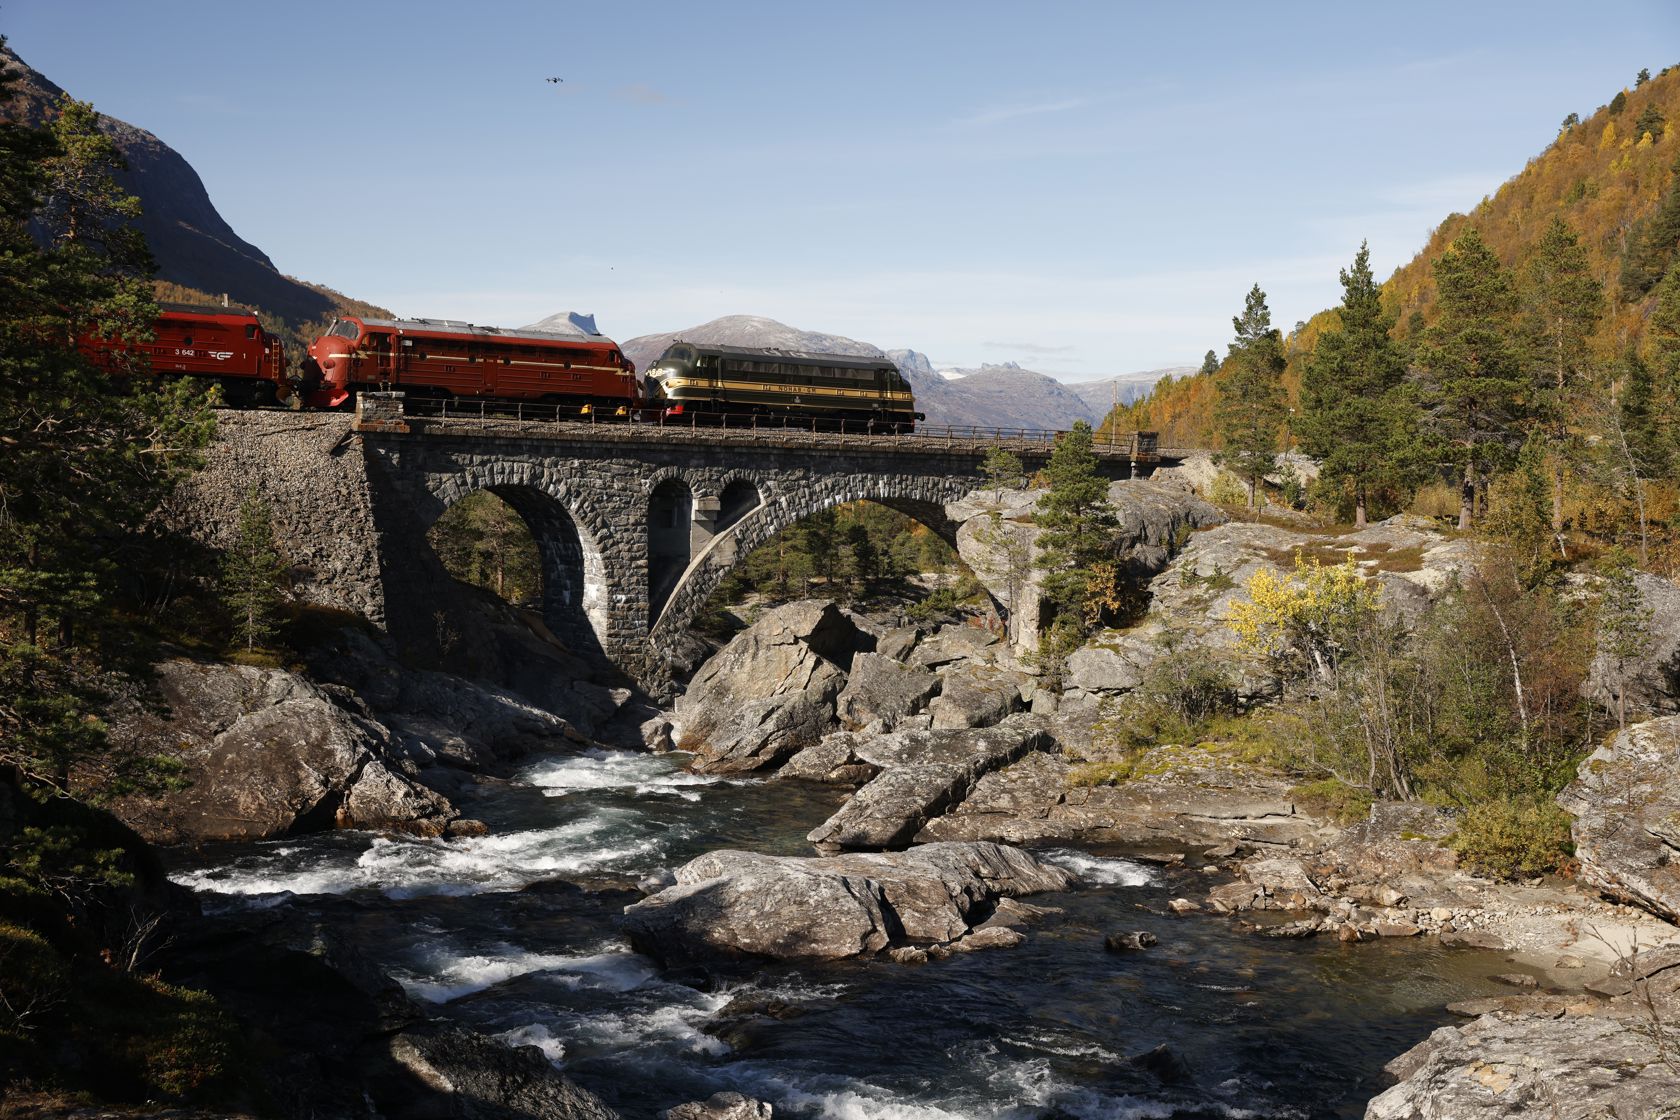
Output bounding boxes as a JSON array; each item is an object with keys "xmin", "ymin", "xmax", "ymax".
[{"xmin": 93, "ymin": 476, "xmax": 1680, "ymax": 1118}]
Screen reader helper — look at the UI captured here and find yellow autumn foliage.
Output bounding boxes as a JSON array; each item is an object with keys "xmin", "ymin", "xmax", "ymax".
[{"xmin": 1226, "ymin": 553, "xmax": 1381, "ymax": 682}]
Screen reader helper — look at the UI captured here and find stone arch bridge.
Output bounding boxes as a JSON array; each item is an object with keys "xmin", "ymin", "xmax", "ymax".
[{"xmin": 186, "ymin": 398, "xmax": 1173, "ymax": 692}]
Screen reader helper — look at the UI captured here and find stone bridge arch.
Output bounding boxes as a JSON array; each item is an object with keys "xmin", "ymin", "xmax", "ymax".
[
  {"xmin": 647, "ymin": 472, "xmax": 978, "ymax": 669},
  {"xmin": 417, "ymin": 463, "xmax": 615, "ymax": 662}
]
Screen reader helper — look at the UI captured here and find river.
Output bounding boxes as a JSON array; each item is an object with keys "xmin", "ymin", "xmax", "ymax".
[{"xmin": 168, "ymin": 747, "xmax": 1513, "ymax": 1120}]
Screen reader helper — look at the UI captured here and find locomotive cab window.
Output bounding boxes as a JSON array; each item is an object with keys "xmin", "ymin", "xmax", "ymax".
[
  {"xmin": 245, "ymin": 325, "xmax": 257, "ymax": 339},
  {"xmin": 329, "ymin": 320, "xmax": 359, "ymax": 340}
]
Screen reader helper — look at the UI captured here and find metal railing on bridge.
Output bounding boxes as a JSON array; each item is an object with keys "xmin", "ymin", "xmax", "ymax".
[{"xmin": 396, "ymin": 396, "xmax": 1163, "ymax": 459}]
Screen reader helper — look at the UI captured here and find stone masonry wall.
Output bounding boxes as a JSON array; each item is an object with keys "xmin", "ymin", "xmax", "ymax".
[{"xmin": 166, "ymin": 411, "xmax": 387, "ymax": 625}]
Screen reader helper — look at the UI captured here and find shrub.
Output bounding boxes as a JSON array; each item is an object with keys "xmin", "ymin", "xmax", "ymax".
[
  {"xmin": 1448, "ymin": 798, "xmax": 1574, "ymax": 878},
  {"xmin": 1208, "ymin": 470, "xmax": 1248, "ymax": 506}
]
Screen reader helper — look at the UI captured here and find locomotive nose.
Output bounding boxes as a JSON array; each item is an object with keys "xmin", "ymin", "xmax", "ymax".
[{"xmin": 304, "ymin": 336, "xmax": 354, "ymax": 408}]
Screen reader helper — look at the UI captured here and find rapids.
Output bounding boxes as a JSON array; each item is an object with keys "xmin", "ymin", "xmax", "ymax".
[{"xmin": 168, "ymin": 748, "xmax": 1513, "ymax": 1119}]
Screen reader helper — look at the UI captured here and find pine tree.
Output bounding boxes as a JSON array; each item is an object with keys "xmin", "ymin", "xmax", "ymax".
[
  {"xmin": 1596, "ymin": 547, "xmax": 1653, "ymax": 733},
  {"xmin": 1417, "ymin": 229, "xmax": 1530, "ymax": 531},
  {"xmin": 1523, "ymin": 218, "xmax": 1603, "ymax": 533},
  {"xmin": 1198, "ymin": 349, "xmax": 1219, "ymax": 376},
  {"xmin": 1298, "ymin": 242, "xmax": 1418, "ymax": 528},
  {"xmin": 1034, "ymin": 421, "xmax": 1117, "ymax": 628},
  {"xmin": 1213, "ymin": 285, "xmax": 1287, "ymax": 507},
  {"xmin": 981, "ymin": 445, "xmax": 1025, "ymax": 489},
  {"xmin": 221, "ymin": 489, "xmax": 288, "ymax": 652},
  {"xmin": 1621, "ymin": 153, "xmax": 1680, "ymax": 296},
  {"xmin": 0, "ymin": 47, "xmax": 214, "ymax": 794}
]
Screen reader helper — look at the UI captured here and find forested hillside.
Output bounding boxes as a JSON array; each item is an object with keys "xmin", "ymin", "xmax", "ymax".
[{"xmin": 1110, "ymin": 63, "xmax": 1680, "ymax": 451}]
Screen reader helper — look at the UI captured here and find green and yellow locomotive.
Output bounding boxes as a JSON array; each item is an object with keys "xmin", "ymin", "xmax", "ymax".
[{"xmin": 645, "ymin": 343, "xmax": 922, "ymax": 431}]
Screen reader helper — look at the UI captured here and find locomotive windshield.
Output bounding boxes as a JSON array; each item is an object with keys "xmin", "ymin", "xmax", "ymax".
[{"xmin": 327, "ymin": 320, "xmax": 359, "ymax": 340}]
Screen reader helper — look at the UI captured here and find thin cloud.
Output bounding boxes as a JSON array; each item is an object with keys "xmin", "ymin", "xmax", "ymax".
[
  {"xmin": 956, "ymin": 96, "xmax": 1088, "ymax": 127},
  {"xmin": 983, "ymin": 340, "xmax": 1076, "ymax": 355},
  {"xmin": 614, "ymin": 83, "xmax": 670, "ymax": 106}
]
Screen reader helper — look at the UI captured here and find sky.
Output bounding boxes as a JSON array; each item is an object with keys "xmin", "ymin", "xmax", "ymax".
[{"xmin": 6, "ymin": 2, "xmax": 1677, "ymax": 378}]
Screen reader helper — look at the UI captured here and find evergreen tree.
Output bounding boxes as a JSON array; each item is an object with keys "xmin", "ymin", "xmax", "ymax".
[
  {"xmin": 0, "ymin": 49, "xmax": 215, "ymax": 794},
  {"xmin": 844, "ymin": 522, "xmax": 879, "ymax": 590},
  {"xmin": 1635, "ymin": 104, "xmax": 1665, "ymax": 143},
  {"xmin": 1298, "ymin": 242, "xmax": 1418, "ymax": 528},
  {"xmin": 1637, "ymin": 68, "xmax": 1652, "ymax": 87},
  {"xmin": 1621, "ymin": 154, "xmax": 1680, "ymax": 295},
  {"xmin": 221, "ymin": 489, "xmax": 288, "ymax": 652},
  {"xmin": 1522, "ymin": 218, "xmax": 1603, "ymax": 533},
  {"xmin": 1610, "ymin": 90, "xmax": 1628, "ymax": 115},
  {"xmin": 981, "ymin": 445, "xmax": 1025, "ymax": 489},
  {"xmin": 1034, "ymin": 421, "xmax": 1117, "ymax": 628},
  {"xmin": 1559, "ymin": 112, "xmax": 1580, "ymax": 133},
  {"xmin": 1417, "ymin": 229, "xmax": 1530, "ymax": 530},
  {"xmin": 1213, "ymin": 285, "xmax": 1287, "ymax": 507},
  {"xmin": 1595, "ymin": 547, "xmax": 1653, "ymax": 732},
  {"xmin": 1198, "ymin": 349, "xmax": 1219, "ymax": 376}
]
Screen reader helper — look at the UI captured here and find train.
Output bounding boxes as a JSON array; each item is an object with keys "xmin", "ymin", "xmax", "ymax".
[
  {"xmin": 80, "ymin": 305, "xmax": 290, "ymax": 405},
  {"xmin": 82, "ymin": 305, "xmax": 923, "ymax": 429},
  {"xmin": 643, "ymin": 343, "xmax": 922, "ymax": 432}
]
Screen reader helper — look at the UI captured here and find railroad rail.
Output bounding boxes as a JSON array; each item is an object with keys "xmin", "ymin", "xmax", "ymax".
[{"xmin": 361, "ymin": 394, "xmax": 1183, "ymax": 462}]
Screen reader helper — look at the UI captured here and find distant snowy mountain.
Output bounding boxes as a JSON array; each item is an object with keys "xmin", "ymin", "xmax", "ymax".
[
  {"xmin": 616, "ymin": 315, "xmax": 884, "ymax": 375},
  {"xmin": 600, "ymin": 314, "xmax": 1181, "ymax": 430}
]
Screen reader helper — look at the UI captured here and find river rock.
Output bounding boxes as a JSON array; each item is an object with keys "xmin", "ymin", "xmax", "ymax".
[
  {"xmin": 921, "ymin": 745, "xmax": 1320, "ymax": 850},
  {"xmin": 676, "ymin": 600, "xmax": 870, "ymax": 773},
  {"xmin": 660, "ymin": 1093, "xmax": 773, "ymax": 1120},
  {"xmin": 308, "ymin": 626, "xmax": 591, "ymax": 756},
  {"xmin": 927, "ymin": 662, "xmax": 1025, "ymax": 729},
  {"xmin": 386, "ymin": 1022, "xmax": 617, "ymax": 1119},
  {"xmin": 1557, "ymin": 715, "xmax": 1680, "ymax": 922},
  {"xmin": 835, "ymin": 653, "xmax": 940, "ymax": 730},
  {"xmin": 105, "ymin": 659, "xmax": 455, "ymax": 843},
  {"xmin": 776, "ymin": 732, "xmax": 880, "ymax": 785},
  {"xmin": 1364, "ymin": 997, "xmax": 1680, "ymax": 1118},
  {"xmin": 1105, "ymin": 930, "xmax": 1158, "ymax": 951},
  {"xmin": 621, "ymin": 841, "xmax": 1073, "ymax": 964},
  {"xmin": 806, "ymin": 721, "xmax": 1054, "ymax": 851}
]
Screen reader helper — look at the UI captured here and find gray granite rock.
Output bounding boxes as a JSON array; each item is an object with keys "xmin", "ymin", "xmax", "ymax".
[
  {"xmin": 621, "ymin": 842, "xmax": 1073, "ymax": 964},
  {"xmin": 1558, "ymin": 715, "xmax": 1680, "ymax": 922}
]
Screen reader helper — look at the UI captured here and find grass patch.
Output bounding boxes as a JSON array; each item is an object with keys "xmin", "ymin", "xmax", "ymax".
[{"xmin": 1291, "ymin": 778, "xmax": 1375, "ymax": 825}]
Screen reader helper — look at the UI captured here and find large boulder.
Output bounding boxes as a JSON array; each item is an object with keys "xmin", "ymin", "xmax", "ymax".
[
  {"xmin": 309, "ymin": 627, "xmax": 591, "ymax": 763},
  {"xmin": 1585, "ymin": 572, "xmax": 1680, "ymax": 719},
  {"xmin": 1365, "ymin": 974, "xmax": 1680, "ymax": 1119},
  {"xmin": 106, "ymin": 660, "xmax": 456, "ymax": 844},
  {"xmin": 927, "ymin": 662, "xmax": 1025, "ymax": 729},
  {"xmin": 1558, "ymin": 716, "xmax": 1680, "ymax": 922},
  {"xmin": 946, "ymin": 481, "xmax": 1223, "ymax": 652},
  {"xmin": 386, "ymin": 1022, "xmax": 618, "ymax": 1120},
  {"xmin": 835, "ymin": 653, "xmax": 940, "ymax": 730},
  {"xmin": 674, "ymin": 601, "xmax": 871, "ymax": 773},
  {"xmin": 621, "ymin": 842, "xmax": 1073, "ymax": 964},
  {"xmin": 920, "ymin": 744, "xmax": 1321, "ymax": 850},
  {"xmin": 806, "ymin": 720, "xmax": 1054, "ymax": 851}
]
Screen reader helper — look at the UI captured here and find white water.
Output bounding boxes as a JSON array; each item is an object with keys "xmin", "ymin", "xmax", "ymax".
[
  {"xmin": 1039, "ymin": 849, "xmax": 1155, "ymax": 887},
  {"xmin": 523, "ymin": 748, "xmax": 744, "ymax": 802},
  {"xmin": 170, "ymin": 809, "xmax": 676, "ymax": 900},
  {"xmin": 397, "ymin": 943, "xmax": 657, "ymax": 1004}
]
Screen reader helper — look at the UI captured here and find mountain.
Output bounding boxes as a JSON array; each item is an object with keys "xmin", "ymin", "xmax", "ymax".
[
  {"xmin": 0, "ymin": 44, "xmax": 386, "ymax": 344},
  {"xmin": 1064, "ymin": 369, "xmax": 1194, "ymax": 416},
  {"xmin": 915, "ymin": 361, "xmax": 1097, "ymax": 430},
  {"xmin": 616, "ymin": 314, "xmax": 886, "ymax": 374}
]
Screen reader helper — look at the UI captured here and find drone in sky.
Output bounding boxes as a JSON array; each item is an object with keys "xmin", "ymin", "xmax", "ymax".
[{"xmin": 545, "ymin": 77, "xmax": 563, "ymax": 84}]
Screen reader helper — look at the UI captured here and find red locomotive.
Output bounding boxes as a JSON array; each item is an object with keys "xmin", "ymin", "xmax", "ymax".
[
  {"xmin": 298, "ymin": 313, "xmax": 637, "ymax": 414},
  {"xmin": 81, "ymin": 304, "xmax": 288, "ymax": 404}
]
